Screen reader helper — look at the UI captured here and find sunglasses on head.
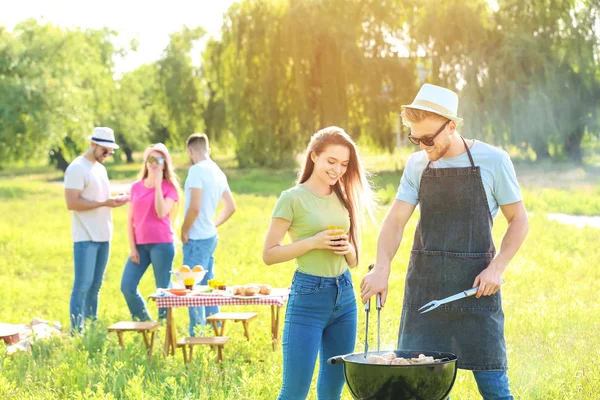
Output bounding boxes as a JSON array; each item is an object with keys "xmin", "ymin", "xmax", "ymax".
[
  {"xmin": 147, "ymin": 156, "xmax": 165, "ymax": 164},
  {"xmin": 407, "ymin": 120, "xmax": 450, "ymax": 147}
]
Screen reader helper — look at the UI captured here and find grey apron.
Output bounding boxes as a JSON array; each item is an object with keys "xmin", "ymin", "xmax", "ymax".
[{"xmin": 398, "ymin": 138, "xmax": 507, "ymax": 371}]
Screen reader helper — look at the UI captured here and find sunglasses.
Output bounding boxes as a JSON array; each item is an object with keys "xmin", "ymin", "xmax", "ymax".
[
  {"xmin": 407, "ymin": 120, "xmax": 450, "ymax": 147},
  {"xmin": 98, "ymin": 147, "xmax": 114, "ymax": 157},
  {"xmin": 147, "ymin": 156, "xmax": 165, "ymax": 164}
]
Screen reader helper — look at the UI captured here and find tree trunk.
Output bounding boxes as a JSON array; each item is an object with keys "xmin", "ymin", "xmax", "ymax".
[
  {"xmin": 564, "ymin": 129, "xmax": 584, "ymax": 164},
  {"xmin": 50, "ymin": 148, "xmax": 70, "ymax": 172},
  {"xmin": 123, "ymin": 147, "xmax": 134, "ymax": 163},
  {"xmin": 532, "ymin": 141, "xmax": 550, "ymax": 161}
]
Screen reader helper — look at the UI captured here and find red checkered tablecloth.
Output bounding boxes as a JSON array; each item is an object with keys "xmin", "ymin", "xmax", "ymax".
[{"xmin": 152, "ymin": 289, "xmax": 289, "ymax": 308}]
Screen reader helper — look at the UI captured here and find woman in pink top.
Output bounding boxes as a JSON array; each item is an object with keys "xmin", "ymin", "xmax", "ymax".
[{"xmin": 121, "ymin": 143, "xmax": 181, "ymax": 321}]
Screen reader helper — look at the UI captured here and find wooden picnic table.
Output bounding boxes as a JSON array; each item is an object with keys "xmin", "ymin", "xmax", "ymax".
[{"xmin": 151, "ymin": 288, "xmax": 289, "ymax": 356}]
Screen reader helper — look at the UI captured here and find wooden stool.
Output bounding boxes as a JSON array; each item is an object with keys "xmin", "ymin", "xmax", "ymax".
[
  {"xmin": 176, "ymin": 336, "xmax": 229, "ymax": 363},
  {"xmin": 206, "ymin": 312, "xmax": 258, "ymax": 340},
  {"xmin": 107, "ymin": 321, "xmax": 160, "ymax": 357}
]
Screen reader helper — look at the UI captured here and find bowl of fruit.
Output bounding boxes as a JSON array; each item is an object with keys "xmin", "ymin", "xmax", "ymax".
[{"xmin": 171, "ymin": 265, "xmax": 207, "ymax": 286}]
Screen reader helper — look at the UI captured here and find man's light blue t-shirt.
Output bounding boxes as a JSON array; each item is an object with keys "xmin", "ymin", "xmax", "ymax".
[
  {"xmin": 395, "ymin": 141, "xmax": 522, "ymax": 219},
  {"xmin": 184, "ymin": 159, "xmax": 230, "ymax": 240}
]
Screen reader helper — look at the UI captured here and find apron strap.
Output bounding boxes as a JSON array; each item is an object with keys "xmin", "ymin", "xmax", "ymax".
[{"xmin": 461, "ymin": 136, "xmax": 475, "ymax": 168}]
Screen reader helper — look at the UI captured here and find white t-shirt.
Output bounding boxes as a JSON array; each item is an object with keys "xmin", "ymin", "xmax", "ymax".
[
  {"xmin": 396, "ymin": 140, "xmax": 522, "ymax": 219},
  {"xmin": 184, "ymin": 159, "xmax": 230, "ymax": 240},
  {"xmin": 64, "ymin": 156, "xmax": 112, "ymax": 242}
]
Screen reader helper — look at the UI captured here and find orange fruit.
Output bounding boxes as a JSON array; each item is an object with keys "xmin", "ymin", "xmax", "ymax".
[
  {"xmin": 192, "ymin": 265, "xmax": 204, "ymax": 272},
  {"xmin": 179, "ymin": 265, "xmax": 191, "ymax": 272}
]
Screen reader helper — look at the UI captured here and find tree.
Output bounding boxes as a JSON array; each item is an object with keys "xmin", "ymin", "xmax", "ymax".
[
  {"xmin": 109, "ymin": 66, "xmax": 154, "ymax": 162},
  {"xmin": 208, "ymin": 0, "xmax": 419, "ymax": 167},
  {"xmin": 157, "ymin": 26, "xmax": 206, "ymax": 147},
  {"xmin": 201, "ymin": 38, "xmax": 228, "ymax": 143},
  {"xmin": 0, "ymin": 20, "xmax": 119, "ymax": 169}
]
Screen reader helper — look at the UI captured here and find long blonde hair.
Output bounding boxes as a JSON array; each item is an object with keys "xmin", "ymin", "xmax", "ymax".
[
  {"xmin": 298, "ymin": 126, "xmax": 376, "ymax": 265},
  {"xmin": 137, "ymin": 145, "xmax": 182, "ymax": 224}
]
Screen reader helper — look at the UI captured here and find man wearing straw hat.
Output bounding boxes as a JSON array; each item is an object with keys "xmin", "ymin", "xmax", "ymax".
[
  {"xmin": 64, "ymin": 127, "xmax": 129, "ymax": 333},
  {"xmin": 361, "ymin": 84, "xmax": 529, "ymax": 398}
]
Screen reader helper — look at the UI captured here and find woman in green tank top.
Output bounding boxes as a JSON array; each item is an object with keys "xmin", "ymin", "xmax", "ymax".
[{"xmin": 263, "ymin": 126, "xmax": 375, "ymax": 400}]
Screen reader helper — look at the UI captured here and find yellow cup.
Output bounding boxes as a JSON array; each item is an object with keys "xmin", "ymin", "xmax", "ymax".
[
  {"xmin": 327, "ymin": 226, "xmax": 345, "ymax": 248},
  {"xmin": 184, "ymin": 277, "xmax": 194, "ymax": 289},
  {"xmin": 327, "ymin": 226, "xmax": 345, "ymax": 236}
]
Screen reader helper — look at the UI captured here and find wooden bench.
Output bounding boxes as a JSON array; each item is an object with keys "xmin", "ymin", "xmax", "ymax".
[
  {"xmin": 107, "ymin": 321, "xmax": 160, "ymax": 357},
  {"xmin": 206, "ymin": 312, "xmax": 258, "ymax": 340},
  {"xmin": 176, "ymin": 336, "xmax": 229, "ymax": 363}
]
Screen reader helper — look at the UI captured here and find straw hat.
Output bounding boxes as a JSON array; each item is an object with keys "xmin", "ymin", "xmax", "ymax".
[
  {"xmin": 402, "ymin": 84, "xmax": 463, "ymax": 123},
  {"xmin": 87, "ymin": 127, "xmax": 119, "ymax": 149}
]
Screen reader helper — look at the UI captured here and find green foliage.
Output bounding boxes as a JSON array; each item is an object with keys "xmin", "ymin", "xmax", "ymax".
[
  {"xmin": 412, "ymin": 0, "xmax": 600, "ymax": 162},
  {"xmin": 157, "ymin": 26, "xmax": 207, "ymax": 146},
  {"xmin": 0, "ymin": 20, "xmax": 118, "ymax": 163},
  {"xmin": 206, "ymin": 0, "xmax": 418, "ymax": 167},
  {"xmin": 109, "ymin": 65, "xmax": 155, "ymax": 160},
  {"xmin": 0, "ymin": 1, "xmax": 599, "ymax": 168}
]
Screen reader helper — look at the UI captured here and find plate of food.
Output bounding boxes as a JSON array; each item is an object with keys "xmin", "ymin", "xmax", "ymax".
[
  {"xmin": 166, "ymin": 288, "xmax": 190, "ymax": 296},
  {"xmin": 229, "ymin": 284, "xmax": 273, "ymax": 299}
]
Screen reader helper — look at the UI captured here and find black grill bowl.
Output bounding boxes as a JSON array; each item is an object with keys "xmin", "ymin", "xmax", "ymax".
[{"xmin": 328, "ymin": 350, "xmax": 457, "ymax": 400}]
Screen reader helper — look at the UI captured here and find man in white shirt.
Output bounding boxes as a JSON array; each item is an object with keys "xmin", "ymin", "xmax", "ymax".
[
  {"xmin": 181, "ymin": 133, "xmax": 236, "ymax": 336},
  {"xmin": 64, "ymin": 127, "xmax": 128, "ymax": 333}
]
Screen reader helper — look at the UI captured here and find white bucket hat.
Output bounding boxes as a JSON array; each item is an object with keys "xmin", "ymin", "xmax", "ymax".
[
  {"xmin": 402, "ymin": 83, "xmax": 463, "ymax": 123},
  {"xmin": 87, "ymin": 127, "xmax": 119, "ymax": 149}
]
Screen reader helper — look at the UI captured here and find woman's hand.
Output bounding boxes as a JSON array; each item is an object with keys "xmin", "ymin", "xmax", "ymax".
[
  {"xmin": 129, "ymin": 248, "xmax": 140, "ymax": 264},
  {"xmin": 310, "ymin": 229, "xmax": 345, "ymax": 250},
  {"xmin": 332, "ymin": 234, "xmax": 354, "ymax": 255},
  {"xmin": 154, "ymin": 171, "xmax": 163, "ymax": 187}
]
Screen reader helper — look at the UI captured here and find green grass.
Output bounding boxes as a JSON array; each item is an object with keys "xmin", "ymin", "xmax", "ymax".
[{"xmin": 1, "ymin": 152, "xmax": 599, "ymax": 399}]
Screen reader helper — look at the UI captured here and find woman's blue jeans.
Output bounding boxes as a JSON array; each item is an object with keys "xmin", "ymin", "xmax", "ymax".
[
  {"xmin": 70, "ymin": 241, "xmax": 110, "ymax": 333},
  {"xmin": 183, "ymin": 235, "xmax": 218, "ymax": 336},
  {"xmin": 121, "ymin": 243, "xmax": 174, "ymax": 321},
  {"xmin": 277, "ymin": 270, "xmax": 357, "ymax": 400}
]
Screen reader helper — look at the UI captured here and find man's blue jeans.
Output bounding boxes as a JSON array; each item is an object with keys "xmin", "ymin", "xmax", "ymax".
[
  {"xmin": 70, "ymin": 241, "xmax": 110, "ymax": 333},
  {"xmin": 183, "ymin": 235, "xmax": 218, "ymax": 336},
  {"xmin": 447, "ymin": 370, "xmax": 513, "ymax": 399},
  {"xmin": 121, "ymin": 243, "xmax": 174, "ymax": 321},
  {"xmin": 472, "ymin": 370, "xmax": 513, "ymax": 399},
  {"xmin": 277, "ymin": 270, "xmax": 357, "ymax": 400}
]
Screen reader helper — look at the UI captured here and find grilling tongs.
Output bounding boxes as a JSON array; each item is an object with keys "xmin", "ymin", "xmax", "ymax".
[{"xmin": 364, "ymin": 264, "xmax": 382, "ymax": 358}]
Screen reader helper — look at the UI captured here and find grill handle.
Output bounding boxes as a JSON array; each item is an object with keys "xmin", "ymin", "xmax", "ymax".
[{"xmin": 327, "ymin": 355, "xmax": 345, "ymax": 365}]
